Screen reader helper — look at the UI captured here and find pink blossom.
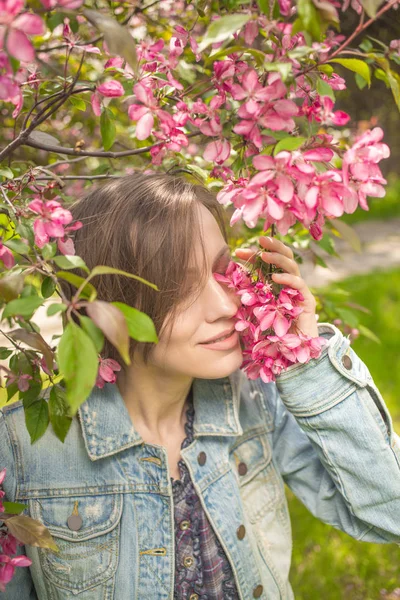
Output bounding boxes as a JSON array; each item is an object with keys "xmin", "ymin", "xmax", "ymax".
[
  {"xmin": 40, "ymin": 0, "xmax": 84, "ymax": 8},
  {"xmin": 0, "ymin": 239, "xmax": 14, "ymax": 269},
  {"xmin": 303, "ymin": 96, "xmax": 350, "ymax": 127},
  {"xmin": 0, "ymin": 1, "xmax": 44, "ymax": 62},
  {"xmin": 27, "ymin": 198, "xmax": 82, "ymax": 251},
  {"xmin": 97, "ymin": 80, "xmax": 124, "ymax": 98},
  {"xmin": 4, "ymin": 372, "xmax": 32, "ymax": 392},
  {"xmin": 0, "ymin": 554, "xmax": 32, "ymax": 592},
  {"xmin": 203, "ymin": 139, "xmax": 231, "ymax": 164},
  {"xmin": 95, "ymin": 357, "xmax": 121, "ymax": 388},
  {"xmin": 128, "ymin": 81, "xmax": 161, "ymax": 140}
]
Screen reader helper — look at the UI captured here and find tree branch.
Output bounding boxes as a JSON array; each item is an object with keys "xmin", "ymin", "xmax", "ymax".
[{"xmin": 23, "ymin": 131, "xmax": 202, "ymax": 159}]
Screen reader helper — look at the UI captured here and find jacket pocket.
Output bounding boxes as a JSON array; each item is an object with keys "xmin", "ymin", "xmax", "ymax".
[
  {"xmin": 29, "ymin": 493, "xmax": 122, "ymax": 598},
  {"xmin": 230, "ymin": 430, "xmax": 281, "ymax": 522}
]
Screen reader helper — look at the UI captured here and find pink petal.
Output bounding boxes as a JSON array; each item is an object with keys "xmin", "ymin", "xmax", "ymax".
[
  {"xmin": 97, "ymin": 80, "xmax": 124, "ymax": 98},
  {"xmin": 6, "ymin": 29, "xmax": 34, "ymax": 62},
  {"xmin": 136, "ymin": 112, "xmax": 154, "ymax": 140},
  {"xmin": 275, "ymin": 175, "xmax": 294, "ymax": 203},
  {"xmin": 274, "ymin": 313, "xmax": 290, "ymax": 336},
  {"xmin": 13, "ymin": 13, "xmax": 44, "ymax": 35},
  {"xmin": 303, "ymin": 148, "xmax": 334, "ymax": 161}
]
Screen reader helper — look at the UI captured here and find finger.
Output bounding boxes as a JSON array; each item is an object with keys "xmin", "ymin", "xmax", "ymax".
[
  {"xmin": 259, "ymin": 236, "xmax": 294, "ymax": 260},
  {"xmin": 260, "ymin": 251, "xmax": 300, "ymax": 276},
  {"xmin": 272, "ymin": 272, "xmax": 307, "ymax": 291},
  {"xmin": 234, "ymin": 247, "xmax": 259, "ymax": 265}
]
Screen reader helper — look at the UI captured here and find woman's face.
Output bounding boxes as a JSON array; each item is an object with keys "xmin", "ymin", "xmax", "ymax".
[{"xmin": 145, "ymin": 203, "xmax": 243, "ymax": 379}]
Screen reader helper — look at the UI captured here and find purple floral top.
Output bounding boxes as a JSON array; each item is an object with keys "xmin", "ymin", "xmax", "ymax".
[{"xmin": 171, "ymin": 387, "xmax": 240, "ymax": 600}]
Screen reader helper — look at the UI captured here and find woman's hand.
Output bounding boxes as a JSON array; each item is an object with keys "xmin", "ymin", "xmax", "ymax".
[{"xmin": 234, "ymin": 236, "xmax": 319, "ymax": 338}]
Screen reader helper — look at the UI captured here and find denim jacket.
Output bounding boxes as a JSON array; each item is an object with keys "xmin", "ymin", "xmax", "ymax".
[{"xmin": 1, "ymin": 322, "xmax": 400, "ymax": 600}]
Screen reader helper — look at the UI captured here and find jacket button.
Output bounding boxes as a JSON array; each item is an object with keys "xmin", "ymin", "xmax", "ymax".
[
  {"xmin": 237, "ymin": 524, "xmax": 246, "ymax": 540},
  {"xmin": 253, "ymin": 584, "xmax": 264, "ymax": 598},
  {"xmin": 238, "ymin": 462, "xmax": 248, "ymax": 476},
  {"xmin": 67, "ymin": 514, "xmax": 82, "ymax": 531},
  {"xmin": 183, "ymin": 556, "xmax": 194, "ymax": 568},
  {"xmin": 197, "ymin": 451, "xmax": 207, "ymax": 466},
  {"xmin": 189, "ymin": 595, "xmax": 199, "ymax": 600},
  {"xmin": 180, "ymin": 520, "xmax": 190, "ymax": 531},
  {"xmin": 342, "ymin": 355, "xmax": 352, "ymax": 370}
]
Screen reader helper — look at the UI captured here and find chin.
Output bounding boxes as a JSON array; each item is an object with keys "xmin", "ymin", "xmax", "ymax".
[{"xmin": 196, "ymin": 346, "xmax": 244, "ymax": 380}]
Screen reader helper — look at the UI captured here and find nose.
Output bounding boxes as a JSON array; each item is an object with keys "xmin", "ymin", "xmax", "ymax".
[{"xmin": 206, "ymin": 273, "xmax": 241, "ymax": 320}]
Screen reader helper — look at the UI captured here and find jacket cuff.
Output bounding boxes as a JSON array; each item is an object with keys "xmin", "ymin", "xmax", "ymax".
[{"xmin": 275, "ymin": 322, "xmax": 373, "ymax": 417}]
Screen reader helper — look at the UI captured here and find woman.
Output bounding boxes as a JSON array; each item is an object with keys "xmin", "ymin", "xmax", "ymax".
[{"xmin": 1, "ymin": 173, "xmax": 400, "ymax": 600}]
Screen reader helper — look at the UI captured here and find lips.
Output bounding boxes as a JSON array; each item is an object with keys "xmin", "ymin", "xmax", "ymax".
[{"xmin": 201, "ymin": 328, "xmax": 236, "ymax": 345}]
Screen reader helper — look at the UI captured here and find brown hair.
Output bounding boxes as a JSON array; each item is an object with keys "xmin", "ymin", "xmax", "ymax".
[{"xmin": 61, "ymin": 172, "xmax": 229, "ymax": 367}]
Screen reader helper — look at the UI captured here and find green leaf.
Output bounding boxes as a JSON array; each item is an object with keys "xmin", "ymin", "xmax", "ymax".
[
  {"xmin": 355, "ymin": 72, "xmax": 368, "ymax": 90},
  {"xmin": 41, "ymin": 276, "xmax": 56, "ymax": 299},
  {"xmin": 20, "ymin": 381, "xmax": 42, "ymax": 409},
  {"xmin": 263, "ymin": 61, "xmax": 292, "ymax": 81},
  {"xmin": 69, "ymin": 96, "xmax": 87, "ymax": 111},
  {"xmin": 297, "ymin": 0, "xmax": 321, "ymax": 41},
  {"xmin": 256, "ymin": 0, "xmax": 269, "ymax": 15},
  {"xmin": 0, "ymin": 273, "xmax": 25, "ymax": 302},
  {"xmin": 273, "ymin": 136, "xmax": 307, "ymax": 155},
  {"xmin": 329, "ymin": 58, "xmax": 371, "ymax": 87},
  {"xmin": 0, "ymin": 167, "xmax": 14, "ymax": 179},
  {"xmin": 41, "ymin": 242, "xmax": 57, "ymax": 260},
  {"xmin": 374, "ymin": 68, "xmax": 389, "ymax": 86},
  {"xmin": 358, "ymin": 323, "xmax": 381, "ymax": 344},
  {"xmin": 52, "ymin": 255, "xmax": 89, "ymax": 272},
  {"xmin": 56, "ymin": 271, "xmax": 96, "ymax": 300},
  {"xmin": 316, "ymin": 77, "xmax": 335, "ymax": 100},
  {"xmin": 82, "ymin": 9, "xmax": 137, "ymax": 75},
  {"xmin": 0, "ymin": 347, "xmax": 13, "ymax": 359},
  {"xmin": 318, "ymin": 233, "xmax": 338, "ymax": 257},
  {"xmin": 24, "ymin": 398, "xmax": 49, "ymax": 443},
  {"xmin": 197, "ymin": 14, "xmax": 252, "ymax": 52},
  {"xmin": 359, "ymin": 0, "xmax": 384, "ymax": 17},
  {"xmin": 100, "ymin": 109, "xmax": 116, "ymax": 151},
  {"xmin": 2, "ymin": 296, "xmax": 44, "ymax": 319},
  {"xmin": 49, "ymin": 386, "xmax": 72, "ymax": 443},
  {"xmin": 86, "ymin": 301, "xmax": 131, "ymax": 365},
  {"xmin": 57, "ymin": 322, "xmax": 99, "ymax": 416},
  {"xmin": 79, "ymin": 315, "xmax": 105, "ymax": 354},
  {"xmin": 88, "ymin": 266, "xmax": 159, "ymax": 291},
  {"xmin": 2, "ymin": 501, "xmax": 27, "ymax": 515},
  {"xmin": 336, "ymin": 307, "xmax": 359, "ymax": 328},
  {"xmin": 112, "ymin": 302, "xmax": 159, "ymax": 343},
  {"xmin": 5, "ymin": 514, "xmax": 59, "ymax": 552},
  {"xmin": 3, "ymin": 237, "xmax": 30, "ymax": 255},
  {"xmin": 47, "ymin": 302, "xmax": 67, "ymax": 316},
  {"xmin": 317, "ymin": 64, "xmax": 334, "ymax": 76}
]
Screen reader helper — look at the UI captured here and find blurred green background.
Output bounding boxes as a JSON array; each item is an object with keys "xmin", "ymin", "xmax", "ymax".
[{"xmin": 287, "ymin": 190, "xmax": 400, "ymax": 599}]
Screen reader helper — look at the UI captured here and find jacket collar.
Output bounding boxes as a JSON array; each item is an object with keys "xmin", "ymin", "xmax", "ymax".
[{"xmin": 78, "ymin": 372, "xmax": 243, "ymax": 461}]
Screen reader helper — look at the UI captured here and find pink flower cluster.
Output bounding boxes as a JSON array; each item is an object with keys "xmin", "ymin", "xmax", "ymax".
[
  {"xmin": 0, "ymin": 469, "xmax": 32, "ymax": 592},
  {"xmin": 27, "ymin": 197, "xmax": 83, "ymax": 255},
  {"xmin": 217, "ymin": 126, "xmax": 389, "ymax": 239},
  {"xmin": 95, "ymin": 357, "xmax": 121, "ymax": 388},
  {"xmin": 214, "ymin": 261, "xmax": 327, "ymax": 382}
]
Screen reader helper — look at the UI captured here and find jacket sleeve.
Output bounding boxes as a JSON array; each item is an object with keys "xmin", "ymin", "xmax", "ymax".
[
  {"xmin": 261, "ymin": 322, "xmax": 400, "ymax": 544},
  {"xmin": 0, "ymin": 409, "xmax": 39, "ymax": 599}
]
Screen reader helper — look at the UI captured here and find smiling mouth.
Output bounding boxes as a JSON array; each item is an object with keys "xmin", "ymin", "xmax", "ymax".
[{"xmin": 201, "ymin": 329, "xmax": 235, "ymax": 344}]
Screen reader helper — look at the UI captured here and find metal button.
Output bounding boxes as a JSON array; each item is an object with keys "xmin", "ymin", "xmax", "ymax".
[
  {"xmin": 253, "ymin": 584, "xmax": 264, "ymax": 598},
  {"xmin": 238, "ymin": 462, "xmax": 248, "ymax": 476},
  {"xmin": 189, "ymin": 595, "xmax": 199, "ymax": 600},
  {"xmin": 180, "ymin": 520, "xmax": 190, "ymax": 531},
  {"xmin": 197, "ymin": 451, "xmax": 207, "ymax": 466},
  {"xmin": 183, "ymin": 556, "xmax": 194, "ymax": 568},
  {"xmin": 67, "ymin": 501, "xmax": 82, "ymax": 531},
  {"xmin": 67, "ymin": 514, "xmax": 82, "ymax": 531},
  {"xmin": 342, "ymin": 355, "xmax": 352, "ymax": 370},
  {"xmin": 237, "ymin": 524, "xmax": 246, "ymax": 540}
]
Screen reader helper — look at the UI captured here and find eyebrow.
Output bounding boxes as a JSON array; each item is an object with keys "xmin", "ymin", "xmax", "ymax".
[{"xmin": 187, "ymin": 244, "xmax": 230, "ymax": 274}]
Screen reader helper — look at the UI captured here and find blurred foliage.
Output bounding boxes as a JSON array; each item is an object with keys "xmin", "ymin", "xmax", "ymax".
[{"xmin": 289, "ymin": 266, "xmax": 400, "ymax": 599}]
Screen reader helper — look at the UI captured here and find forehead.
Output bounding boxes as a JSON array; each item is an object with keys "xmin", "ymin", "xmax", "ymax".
[{"xmin": 189, "ymin": 204, "xmax": 228, "ymax": 268}]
